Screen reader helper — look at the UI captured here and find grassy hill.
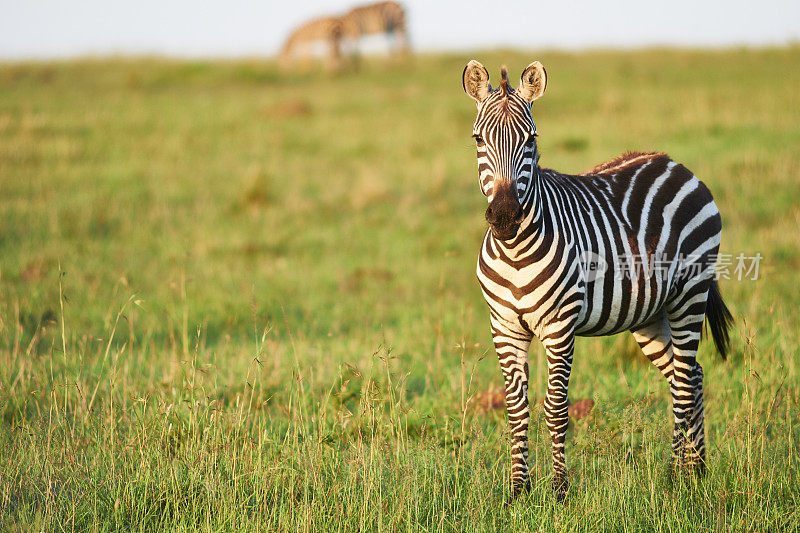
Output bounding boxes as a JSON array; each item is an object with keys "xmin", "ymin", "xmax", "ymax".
[{"xmin": 1, "ymin": 48, "xmax": 799, "ymax": 530}]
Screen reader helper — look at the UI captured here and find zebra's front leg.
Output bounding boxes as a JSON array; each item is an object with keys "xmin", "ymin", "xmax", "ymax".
[
  {"xmin": 542, "ymin": 335, "xmax": 575, "ymax": 501},
  {"xmin": 490, "ymin": 318, "xmax": 532, "ymax": 500}
]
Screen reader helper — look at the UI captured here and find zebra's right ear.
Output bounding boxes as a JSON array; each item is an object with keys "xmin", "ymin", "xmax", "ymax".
[
  {"xmin": 463, "ymin": 60, "xmax": 491, "ymax": 105},
  {"xmin": 518, "ymin": 61, "xmax": 547, "ymax": 103}
]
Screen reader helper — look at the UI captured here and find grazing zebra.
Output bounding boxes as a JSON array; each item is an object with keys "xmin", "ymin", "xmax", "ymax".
[
  {"xmin": 279, "ymin": 16, "xmax": 343, "ymax": 72},
  {"xmin": 461, "ymin": 60, "xmax": 734, "ymax": 501},
  {"xmin": 280, "ymin": 2, "xmax": 408, "ymax": 72},
  {"xmin": 341, "ymin": 1, "xmax": 409, "ymax": 56}
]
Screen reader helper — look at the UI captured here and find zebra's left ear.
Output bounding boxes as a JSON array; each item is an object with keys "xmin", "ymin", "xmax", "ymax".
[
  {"xmin": 518, "ymin": 61, "xmax": 547, "ymax": 103},
  {"xmin": 463, "ymin": 60, "xmax": 491, "ymax": 105}
]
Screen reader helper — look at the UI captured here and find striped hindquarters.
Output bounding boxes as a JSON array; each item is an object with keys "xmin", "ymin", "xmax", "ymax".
[{"xmin": 574, "ymin": 152, "xmax": 722, "ymax": 335}]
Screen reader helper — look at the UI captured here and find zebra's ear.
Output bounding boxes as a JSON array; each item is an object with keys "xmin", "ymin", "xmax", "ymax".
[
  {"xmin": 463, "ymin": 60, "xmax": 491, "ymax": 104},
  {"xmin": 518, "ymin": 61, "xmax": 547, "ymax": 103}
]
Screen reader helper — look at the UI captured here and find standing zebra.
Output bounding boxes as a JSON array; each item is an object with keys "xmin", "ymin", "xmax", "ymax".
[
  {"xmin": 280, "ymin": 16, "xmax": 343, "ymax": 72},
  {"xmin": 461, "ymin": 60, "xmax": 734, "ymax": 501}
]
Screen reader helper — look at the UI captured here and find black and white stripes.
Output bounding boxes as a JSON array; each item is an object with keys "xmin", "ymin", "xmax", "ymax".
[{"xmin": 462, "ymin": 60, "xmax": 733, "ymax": 501}]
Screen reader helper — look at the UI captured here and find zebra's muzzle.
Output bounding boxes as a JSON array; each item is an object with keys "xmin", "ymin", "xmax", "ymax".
[
  {"xmin": 486, "ymin": 185, "xmax": 522, "ymax": 241},
  {"xmin": 490, "ymin": 223, "xmax": 520, "ymax": 241}
]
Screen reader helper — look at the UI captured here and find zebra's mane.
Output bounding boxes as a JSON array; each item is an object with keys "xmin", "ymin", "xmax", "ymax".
[
  {"xmin": 498, "ymin": 65, "xmax": 510, "ymax": 96},
  {"xmin": 582, "ymin": 151, "xmax": 666, "ymax": 176}
]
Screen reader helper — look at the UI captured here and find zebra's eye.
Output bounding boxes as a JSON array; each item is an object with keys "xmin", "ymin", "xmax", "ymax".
[
  {"xmin": 473, "ymin": 135, "xmax": 484, "ymax": 143},
  {"xmin": 525, "ymin": 133, "xmax": 537, "ymax": 145}
]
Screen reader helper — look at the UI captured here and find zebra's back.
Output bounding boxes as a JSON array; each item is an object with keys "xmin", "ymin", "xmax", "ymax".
[{"xmin": 282, "ymin": 17, "xmax": 342, "ymax": 52}]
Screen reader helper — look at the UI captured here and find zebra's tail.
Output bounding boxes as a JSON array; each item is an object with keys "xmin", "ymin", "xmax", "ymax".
[{"xmin": 706, "ymin": 279, "xmax": 734, "ymax": 360}]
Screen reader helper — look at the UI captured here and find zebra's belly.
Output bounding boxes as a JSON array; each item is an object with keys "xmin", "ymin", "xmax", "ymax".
[
  {"xmin": 574, "ymin": 305, "xmax": 662, "ymax": 337},
  {"xmin": 480, "ymin": 273, "xmax": 669, "ymax": 339},
  {"xmin": 573, "ymin": 270, "xmax": 672, "ymax": 336}
]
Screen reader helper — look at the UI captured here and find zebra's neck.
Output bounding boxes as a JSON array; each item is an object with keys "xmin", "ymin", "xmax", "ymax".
[
  {"xmin": 490, "ymin": 159, "xmax": 545, "ymax": 250},
  {"xmin": 524, "ymin": 143, "xmax": 542, "ymax": 217},
  {"xmin": 523, "ymin": 165, "xmax": 546, "ymax": 234}
]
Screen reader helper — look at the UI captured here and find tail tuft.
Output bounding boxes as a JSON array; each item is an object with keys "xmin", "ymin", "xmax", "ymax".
[{"xmin": 706, "ymin": 280, "xmax": 734, "ymax": 359}]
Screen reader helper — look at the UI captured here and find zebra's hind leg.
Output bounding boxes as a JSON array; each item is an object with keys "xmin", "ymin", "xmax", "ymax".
[
  {"xmin": 542, "ymin": 334, "xmax": 575, "ymax": 501},
  {"xmin": 685, "ymin": 362, "xmax": 705, "ymax": 476},
  {"xmin": 665, "ymin": 281, "xmax": 711, "ymax": 477},
  {"xmin": 631, "ymin": 312, "xmax": 674, "ymax": 382},
  {"xmin": 490, "ymin": 316, "xmax": 532, "ymax": 500},
  {"xmin": 631, "ymin": 313, "xmax": 678, "ymax": 479}
]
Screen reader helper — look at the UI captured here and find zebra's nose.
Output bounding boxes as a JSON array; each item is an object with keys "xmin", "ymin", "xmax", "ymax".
[
  {"xmin": 485, "ymin": 184, "xmax": 522, "ymax": 230},
  {"xmin": 485, "ymin": 204, "xmax": 502, "ymax": 226}
]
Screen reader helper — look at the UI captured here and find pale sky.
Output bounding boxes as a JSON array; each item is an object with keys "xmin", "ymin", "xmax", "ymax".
[{"xmin": 1, "ymin": 0, "xmax": 798, "ymax": 59}]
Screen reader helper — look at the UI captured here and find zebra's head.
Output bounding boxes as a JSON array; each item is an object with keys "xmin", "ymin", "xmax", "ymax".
[{"xmin": 463, "ymin": 60, "xmax": 547, "ymax": 240}]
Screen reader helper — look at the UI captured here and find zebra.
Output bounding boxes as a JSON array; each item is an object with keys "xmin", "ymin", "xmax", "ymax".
[
  {"xmin": 280, "ymin": 2, "xmax": 408, "ymax": 72},
  {"xmin": 279, "ymin": 16, "xmax": 343, "ymax": 72},
  {"xmin": 461, "ymin": 60, "xmax": 734, "ymax": 501},
  {"xmin": 340, "ymin": 1, "xmax": 409, "ymax": 57}
]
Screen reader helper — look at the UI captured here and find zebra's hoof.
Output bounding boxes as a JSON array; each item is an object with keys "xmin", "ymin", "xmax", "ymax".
[
  {"xmin": 553, "ymin": 476, "xmax": 568, "ymax": 502},
  {"xmin": 666, "ymin": 458, "xmax": 707, "ymax": 488},
  {"xmin": 687, "ymin": 458, "xmax": 707, "ymax": 478},
  {"xmin": 506, "ymin": 478, "xmax": 532, "ymax": 505}
]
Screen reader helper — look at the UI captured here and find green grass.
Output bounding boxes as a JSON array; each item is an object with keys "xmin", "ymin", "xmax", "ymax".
[{"xmin": 1, "ymin": 47, "xmax": 799, "ymax": 531}]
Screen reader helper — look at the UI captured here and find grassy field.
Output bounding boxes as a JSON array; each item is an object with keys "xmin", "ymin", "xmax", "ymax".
[{"xmin": 1, "ymin": 47, "xmax": 799, "ymax": 531}]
